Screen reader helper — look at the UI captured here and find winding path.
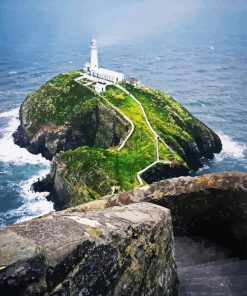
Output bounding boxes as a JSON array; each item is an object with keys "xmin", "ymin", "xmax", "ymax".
[
  {"xmin": 75, "ymin": 75, "xmax": 177, "ymax": 186},
  {"xmin": 75, "ymin": 77, "xmax": 135, "ymax": 152},
  {"xmin": 115, "ymin": 84, "xmax": 177, "ymax": 185}
]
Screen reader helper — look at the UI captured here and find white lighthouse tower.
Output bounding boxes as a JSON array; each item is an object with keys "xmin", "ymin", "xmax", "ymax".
[
  {"xmin": 83, "ymin": 38, "xmax": 125, "ymax": 88},
  {"xmin": 90, "ymin": 38, "xmax": 98, "ymax": 70}
]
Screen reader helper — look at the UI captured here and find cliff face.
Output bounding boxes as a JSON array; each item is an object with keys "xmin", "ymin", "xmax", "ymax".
[
  {"xmin": 13, "ymin": 71, "xmax": 129, "ymax": 160},
  {"xmin": 14, "ymin": 71, "xmax": 222, "ymax": 208}
]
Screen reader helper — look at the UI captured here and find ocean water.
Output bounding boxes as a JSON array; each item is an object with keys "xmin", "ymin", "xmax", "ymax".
[{"xmin": 0, "ymin": 1, "xmax": 246, "ymax": 226}]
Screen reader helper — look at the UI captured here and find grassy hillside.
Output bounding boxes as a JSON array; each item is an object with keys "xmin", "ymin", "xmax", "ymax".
[
  {"xmin": 58, "ymin": 84, "xmax": 186, "ymax": 204},
  {"xmin": 18, "ymin": 71, "xmax": 221, "ymax": 206},
  {"xmin": 21, "ymin": 71, "xmax": 99, "ymax": 137}
]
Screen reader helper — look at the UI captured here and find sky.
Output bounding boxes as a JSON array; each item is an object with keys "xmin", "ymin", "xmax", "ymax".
[{"xmin": 0, "ymin": 0, "xmax": 246, "ymax": 48}]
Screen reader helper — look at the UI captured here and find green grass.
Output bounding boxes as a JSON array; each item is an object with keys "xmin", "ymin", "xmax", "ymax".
[
  {"xmin": 21, "ymin": 71, "xmax": 99, "ymax": 136},
  {"xmin": 123, "ymin": 84, "xmax": 194, "ymax": 144},
  {"xmin": 60, "ymin": 145, "xmax": 152, "ymax": 202},
  {"xmin": 58, "ymin": 83, "xmax": 188, "ymax": 203},
  {"xmin": 103, "ymin": 86, "xmax": 176, "ymax": 160},
  {"xmin": 22, "ymin": 71, "xmax": 213, "ymax": 205},
  {"xmin": 123, "ymin": 83, "xmax": 216, "ymax": 146}
]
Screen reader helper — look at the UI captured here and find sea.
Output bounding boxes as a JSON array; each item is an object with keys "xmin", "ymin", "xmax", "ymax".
[{"xmin": 0, "ymin": 1, "xmax": 246, "ymax": 226}]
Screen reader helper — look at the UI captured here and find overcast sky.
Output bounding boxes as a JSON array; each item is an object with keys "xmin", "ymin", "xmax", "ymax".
[{"xmin": 0, "ymin": 0, "xmax": 246, "ymax": 47}]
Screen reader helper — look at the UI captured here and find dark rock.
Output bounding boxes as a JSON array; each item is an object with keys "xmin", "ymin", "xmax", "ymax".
[
  {"xmin": 141, "ymin": 161, "xmax": 190, "ymax": 184},
  {"xmin": 14, "ymin": 103, "xmax": 129, "ymax": 161},
  {"xmin": 189, "ymin": 118, "xmax": 222, "ymax": 159},
  {"xmin": 69, "ymin": 172, "xmax": 247, "ymax": 258},
  {"xmin": 1, "ymin": 172, "xmax": 247, "ymax": 295},
  {"xmin": 32, "ymin": 173, "xmax": 54, "ymax": 193},
  {"xmin": 44, "ymin": 158, "xmax": 73, "ymax": 210},
  {"xmin": 0, "ymin": 203, "xmax": 178, "ymax": 296},
  {"xmin": 171, "ymin": 137, "xmax": 203, "ymax": 170}
]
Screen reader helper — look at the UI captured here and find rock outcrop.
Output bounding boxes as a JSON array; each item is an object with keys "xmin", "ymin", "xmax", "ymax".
[
  {"xmin": 67, "ymin": 172, "xmax": 247, "ymax": 258},
  {"xmin": 14, "ymin": 70, "xmax": 222, "ymax": 207},
  {"xmin": 0, "ymin": 203, "xmax": 177, "ymax": 296},
  {"xmin": 14, "ymin": 99, "xmax": 129, "ymax": 160},
  {"xmin": 1, "ymin": 172, "xmax": 247, "ymax": 295}
]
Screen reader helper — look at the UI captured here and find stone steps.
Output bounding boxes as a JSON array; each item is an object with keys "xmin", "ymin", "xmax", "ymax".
[
  {"xmin": 179, "ymin": 292, "xmax": 247, "ymax": 296},
  {"xmin": 178, "ymin": 257, "xmax": 239, "ymax": 271},
  {"xmin": 179, "ymin": 274, "xmax": 247, "ymax": 294},
  {"xmin": 178, "ymin": 260, "xmax": 247, "ymax": 296},
  {"xmin": 174, "ymin": 235, "xmax": 233, "ymax": 269},
  {"xmin": 179, "ymin": 259, "xmax": 247, "ymax": 278},
  {"xmin": 175, "ymin": 235, "xmax": 247, "ymax": 295}
]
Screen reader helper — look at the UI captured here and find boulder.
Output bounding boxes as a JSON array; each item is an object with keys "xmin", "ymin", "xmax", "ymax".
[
  {"xmin": 68, "ymin": 172, "xmax": 247, "ymax": 258},
  {"xmin": 0, "ymin": 203, "xmax": 177, "ymax": 296}
]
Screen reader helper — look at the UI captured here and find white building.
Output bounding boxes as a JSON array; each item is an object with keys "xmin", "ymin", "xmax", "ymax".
[
  {"xmin": 84, "ymin": 39, "xmax": 124, "ymax": 84},
  {"xmin": 95, "ymin": 81, "xmax": 107, "ymax": 94}
]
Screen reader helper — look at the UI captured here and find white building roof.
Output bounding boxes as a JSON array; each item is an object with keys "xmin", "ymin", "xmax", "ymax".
[{"xmin": 93, "ymin": 67, "xmax": 124, "ymax": 77}]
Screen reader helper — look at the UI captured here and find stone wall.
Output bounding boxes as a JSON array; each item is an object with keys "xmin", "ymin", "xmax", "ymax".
[
  {"xmin": 1, "ymin": 172, "xmax": 247, "ymax": 295},
  {"xmin": 67, "ymin": 172, "xmax": 247, "ymax": 258},
  {"xmin": 0, "ymin": 203, "xmax": 177, "ymax": 296}
]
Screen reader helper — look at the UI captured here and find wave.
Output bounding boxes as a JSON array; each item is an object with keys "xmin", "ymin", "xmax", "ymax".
[
  {"xmin": 8, "ymin": 71, "xmax": 18, "ymax": 75},
  {"xmin": 0, "ymin": 108, "xmax": 54, "ymax": 226},
  {"xmin": 215, "ymin": 132, "xmax": 246, "ymax": 162},
  {"xmin": 16, "ymin": 169, "xmax": 54, "ymax": 224},
  {"xmin": 0, "ymin": 168, "xmax": 54, "ymax": 227},
  {"xmin": 0, "ymin": 108, "xmax": 49, "ymax": 165},
  {"xmin": 0, "ymin": 90, "xmax": 28, "ymax": 96},
  {"xmin": 196, "ymin": 165, "xmax": 210, "ymax": 174}
]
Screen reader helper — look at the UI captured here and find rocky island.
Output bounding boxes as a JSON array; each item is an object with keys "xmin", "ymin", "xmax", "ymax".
[{"xmin": 13, "ymin": 70, "xmax": 222, "ymax": 209}]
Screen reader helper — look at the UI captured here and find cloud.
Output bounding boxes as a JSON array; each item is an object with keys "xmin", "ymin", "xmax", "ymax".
[
  {"xmin": 6, "ymin": 0, "xmax": 244, "ymax": 47},
  {"xmin": 93, "ymin": 0, "xmax": 204, "ymax": 46}
]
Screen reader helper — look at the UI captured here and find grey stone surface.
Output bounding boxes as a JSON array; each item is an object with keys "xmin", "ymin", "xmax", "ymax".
[
  {"xmin": 75, "ymin": 172, "xmax": 247, "ymax": 257},
  {"xmin": 68, "ymin": 172, "xmax": 247, "ymax": 253},
  {"xmin": 0, "ymin": 203, "xmax": 177, "ymax": 296}
]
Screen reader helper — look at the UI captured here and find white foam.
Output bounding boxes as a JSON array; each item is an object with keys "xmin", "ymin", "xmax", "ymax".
[
  {"xmin": 0, "ymin": 108, "xmax": 54, "ymax": 225},
  {"xmin": 15, "ymin": 168, "xmax": 54, "ymax": 224},
  {"xmin": 215, "ymin": 132, "xmax": 246, "ymax": 161},
  {"xmin": 197, "ymin": 165, "xmax": 210, "ymax": 173},
  {"xmin": 0, "ymin": 168, "xmax": 54, "ymax": 226},
  {"xmin": 20, "ymin": 168, "xmax": 49, "ymax": 199},
  {"xmin": 0, "ymin": 160, "xmax": 54, "ymax": 227},
  {"xmin": 8, "ymin": 71, "xmax": 17, "ymax": 75},
  {"xmin": 0, "ymin": 108, "xmax": 19, "ymax": 118},
  {"xmin": 0, "ymin": 108, "xmax": 49, "ymax": 165}
]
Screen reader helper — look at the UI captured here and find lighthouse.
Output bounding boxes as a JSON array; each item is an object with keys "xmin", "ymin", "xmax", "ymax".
[
  {"xmin": 84, "ymin": 38, "xmax": 124, "ymax": 85},
  {"xmin": 90, "ymin": 38, "xmax": 98, "ymax": 70}
]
